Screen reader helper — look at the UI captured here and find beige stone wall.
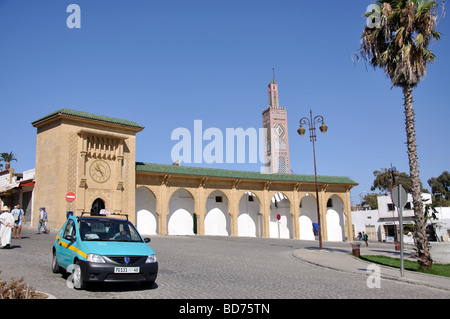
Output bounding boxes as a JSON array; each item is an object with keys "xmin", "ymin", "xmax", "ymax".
[{"xmin": 33, "ymin": 115, "xmax": 140, "ymax": 230}]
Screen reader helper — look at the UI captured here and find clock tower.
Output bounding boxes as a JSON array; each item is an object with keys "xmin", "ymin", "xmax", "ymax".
[
  {"xmin": 262, "ymin": 71, "xmax": 291, "ymax": 174},
  {"xmin": 32, "ymin": 109, "xmax": 144, "ymax": 229}
]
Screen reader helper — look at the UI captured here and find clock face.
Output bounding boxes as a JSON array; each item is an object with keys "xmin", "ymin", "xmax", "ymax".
[{"xmin": 89, "ymin": 159, "xmax": 111, "ymax": 183}]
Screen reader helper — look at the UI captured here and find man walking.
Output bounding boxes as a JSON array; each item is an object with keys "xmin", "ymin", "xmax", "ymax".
[
  {"xmin": 11, "ymin": 204, "xmax": 24, "ymax": 239},
  {"xmin": 362, "ymin": 231, "xmax": 369, "ymax": 247},
  {"xmin": 37, "ymin": 207, "xmax": 49, "ymax": 234}
]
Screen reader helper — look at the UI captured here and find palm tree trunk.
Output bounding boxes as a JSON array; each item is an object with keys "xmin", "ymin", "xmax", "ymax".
[{"xmin": 403, "ymin": 84, "xmax": 432, "ymax": 269}]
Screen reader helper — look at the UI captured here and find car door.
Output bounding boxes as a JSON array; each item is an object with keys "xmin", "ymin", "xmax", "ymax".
[{"xmin": 58, "ymin": 218, "xmax": 77, "ymax": 269}]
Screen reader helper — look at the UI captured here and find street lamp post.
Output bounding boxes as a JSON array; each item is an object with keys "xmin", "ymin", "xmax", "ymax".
[{"xmin": 297, "ymin": 110, "xmax": 328, "ymax": 250}]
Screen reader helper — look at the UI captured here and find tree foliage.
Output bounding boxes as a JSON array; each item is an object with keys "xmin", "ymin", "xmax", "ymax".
[
  {"xmin": 371, "ymin": 167, "xmax": 414, "ymax": 194},
  {"xmin": 428, "ymin": 171, "xmax": 450, "ymax": 206},
  {"xmin": 0, "ymin": 151, "xmax": 18, "ymax": 170},
  {"xmin": 357, "ymin": 0, "xmax": 444, "ymax": 269}
]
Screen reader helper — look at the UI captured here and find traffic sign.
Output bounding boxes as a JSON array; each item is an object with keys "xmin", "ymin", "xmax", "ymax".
[
  {"xmin": 276, "ymin": 214, "xmax": 281, "ymax": 221},
  {"xmin": 66, "ymin": 192, "xmax": 76, "ymax": 202},
  {"xmin": 391, "ymin": 185, "xmax": 407, "ymax": 208}
]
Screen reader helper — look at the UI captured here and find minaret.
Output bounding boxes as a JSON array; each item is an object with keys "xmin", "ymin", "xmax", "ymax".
[{"xmin": 262, "ymin": 69, "xmax": 291, "ymax": 174}]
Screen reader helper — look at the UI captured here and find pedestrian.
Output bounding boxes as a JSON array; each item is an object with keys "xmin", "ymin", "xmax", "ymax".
[
  {"xmin": 11, "ymin": 204, "xmax": 25, "ymax": 239},
  {"xmin": 37, "ymin": 207, "xmax": 49, "ymax": 234},
  {"xmin": 357, "ymin": 231, "xmax": 362, "ymax": 240},
  {"xmin": 362, "ymin": 231, "xmax": 368, "ymax": 247},
  {"xmin": 0, "ymin": 206, "xmax": 14, "ymax": 249}
]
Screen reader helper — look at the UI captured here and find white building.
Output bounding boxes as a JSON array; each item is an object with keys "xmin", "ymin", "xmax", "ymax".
[{"xmin": 352, "ymin": 193, "xmax": 450, "ymax": 243}]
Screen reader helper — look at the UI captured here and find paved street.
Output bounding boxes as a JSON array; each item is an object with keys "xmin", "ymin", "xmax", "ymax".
[{"xmin": 0, "ymin": 226, "xmax": 448, "ymax": 299}]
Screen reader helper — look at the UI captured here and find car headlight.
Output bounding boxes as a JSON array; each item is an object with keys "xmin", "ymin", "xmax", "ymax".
[
  {"xmin": 86, "ymin": 254, "xmax": 106, "ymax": 263},
  {"xmin": 146, "ymin": 255, "xmax": 157, "ymax": 263}
]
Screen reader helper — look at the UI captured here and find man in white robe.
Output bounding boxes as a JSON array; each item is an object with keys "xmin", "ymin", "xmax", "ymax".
[{"xmin": 0, "ymin": 206, "xmax": 14, "ymax": 249}]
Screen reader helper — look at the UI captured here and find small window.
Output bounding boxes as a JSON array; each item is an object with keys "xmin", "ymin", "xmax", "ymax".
[
  {"xmin": 248, "ymin": 195, "xmax": 254, "ymax": 202},
  {"xmin": 215, "ymin": 196, "xmax": 223, "ymax": 203},
  {"xmin": 387, "ymin": 203, "xmax": 395, "ymax": 211},
  {"xmin": 405, "ymin": 202, "xmax": 412, "ymax": 210},
  {"xmin": 63, "ymin": 219, "xmax": 76, "ymax": 238}
]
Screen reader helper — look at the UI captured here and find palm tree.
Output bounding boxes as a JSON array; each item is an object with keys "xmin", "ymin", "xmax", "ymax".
[
  {"xmin": 0, "ymin": 152, "xmax": 18, "ymax": 170},
  {"xmin": 357, "ymin": 0, "xmax": 444, "ymax": 269}
]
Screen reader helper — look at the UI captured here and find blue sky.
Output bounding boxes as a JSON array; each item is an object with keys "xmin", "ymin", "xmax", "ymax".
[{"xmin": 0, "ymin": 0, "xmax": 449, "ymax": 204}]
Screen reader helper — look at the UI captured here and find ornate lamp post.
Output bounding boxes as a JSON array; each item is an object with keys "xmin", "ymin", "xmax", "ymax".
[{"xmin": 297, "ymin": 110, "xmax": 328, "ymax": 250}]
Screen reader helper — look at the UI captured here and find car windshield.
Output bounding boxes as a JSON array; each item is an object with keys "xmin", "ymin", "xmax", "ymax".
[{"xmin": 79, "ymin": 218, "xmax": 143, "ymax": 242}]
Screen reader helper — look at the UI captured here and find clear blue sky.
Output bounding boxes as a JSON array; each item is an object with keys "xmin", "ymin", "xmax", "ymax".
[{"xmin": 0, "ymin": 0, "xmax": 449, "ymax": 204}]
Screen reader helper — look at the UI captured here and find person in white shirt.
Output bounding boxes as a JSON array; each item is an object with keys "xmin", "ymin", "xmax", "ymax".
[
  {"xmin": 11, "ymin": 204, "xmax": 25, "ymax": 239},
  {"xmin": 37, "ymin": 207, "xmax": 49, "ymax": 234},
  {"xmin": 0, "ymin": 206, "xmax": 14, "ymax": 248}
]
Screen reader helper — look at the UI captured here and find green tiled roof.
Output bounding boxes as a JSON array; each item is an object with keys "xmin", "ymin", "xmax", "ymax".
[
  {"xmin": 136, "ymin": 162, "xmax": 358, "ymax": 186},
  {"xmin": 32, "ymin": 108, "xmax": 144, "ymax": 129}
]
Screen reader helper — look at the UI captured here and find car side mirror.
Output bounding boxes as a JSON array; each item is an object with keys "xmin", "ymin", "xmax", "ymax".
[
  {"xmin": 144, "ymin": 238, "xmax": 151, "ymax": 243},
  {"xmin": 64, "ymin": 234, "xmax": 76, "ymax": 242}
]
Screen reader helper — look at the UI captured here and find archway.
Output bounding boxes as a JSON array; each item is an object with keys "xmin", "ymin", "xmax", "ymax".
[
  {"xmin": 238, "ymin": 192, "xmax": 261, "ymax": 237},
  {"xmin": 205, "ymin": 190, "xmax": 230, "ymax": 236},
  {"xmin": 299, "ymin": 194, "xmax": 318, "ymax": 241},
  {"xmin": 91, "ymin": 198, "xmax": 105, "ymax": 215},
  {"xmin": 135, "ymin": 186, "xmax": 158, "ymax": 235},
  {"xmin": 269, "ymin": 192, "xmax": 292, "ymax": 239},
  {"xmin": 168, "ymin": 189, "xmax": 195, "ymax": 235},
  {"xmin": 326, "ymin": 195, "xmax": 345, "ymax": 242}
]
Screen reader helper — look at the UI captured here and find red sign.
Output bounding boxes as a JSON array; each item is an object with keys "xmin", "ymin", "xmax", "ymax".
[
  {"xmin": 66, "ymin": 192, "xmax": 76, "ymax": 202},
  {"xmin": 276, "ymin": 214, "xmax": 281, "ymax": 221}
]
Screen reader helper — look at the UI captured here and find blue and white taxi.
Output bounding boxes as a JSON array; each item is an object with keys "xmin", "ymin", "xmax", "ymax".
[{"xmin": 52, "ymin": 211, "xmax": 158, "ymax": 289}]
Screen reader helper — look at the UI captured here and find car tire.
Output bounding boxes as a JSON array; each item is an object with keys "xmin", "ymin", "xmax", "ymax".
[
  {"xmin": 72, "ymin": 261, "xmax": 87, "ymax": 290},
  {"xmin": 52, "ymin": 251, "xmax": 61, "ymax": 273}
]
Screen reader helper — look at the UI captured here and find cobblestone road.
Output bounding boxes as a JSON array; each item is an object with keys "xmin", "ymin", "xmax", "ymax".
[{"xmin": 0, "ymin": 226, "xmax": 447, "ymax": 299}]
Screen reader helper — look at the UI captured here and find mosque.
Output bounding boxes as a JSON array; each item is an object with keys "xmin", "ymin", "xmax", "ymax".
[{"xmin": 29, "ymin": 77, "xmax": 357, "ymax": 242}]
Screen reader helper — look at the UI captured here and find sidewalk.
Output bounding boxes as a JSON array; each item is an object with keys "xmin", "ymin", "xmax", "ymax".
[{"xmin": 291, "ymin": 242, "xmax": 450, "ymax": 293}]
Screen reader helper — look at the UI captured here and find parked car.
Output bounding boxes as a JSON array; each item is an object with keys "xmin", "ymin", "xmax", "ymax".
[{"xmin": 52, "ymin": 211, "xmax": 158, "ymax": 289}]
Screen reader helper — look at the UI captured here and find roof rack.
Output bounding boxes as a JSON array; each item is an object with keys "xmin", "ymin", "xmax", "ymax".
[{"xmin": 80, "ymin": 210, "xmax": 128, "ymax": 220}]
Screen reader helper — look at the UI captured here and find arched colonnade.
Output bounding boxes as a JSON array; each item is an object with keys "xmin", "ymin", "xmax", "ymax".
[{"xmin": 135, "ymin": 165, "xmax": 355, "ymax": 242}]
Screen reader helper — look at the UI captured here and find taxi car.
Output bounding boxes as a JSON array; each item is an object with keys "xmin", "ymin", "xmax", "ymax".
[{"xmin": 52, "ymin": 211, "xmax": 158, "ymax": 289}]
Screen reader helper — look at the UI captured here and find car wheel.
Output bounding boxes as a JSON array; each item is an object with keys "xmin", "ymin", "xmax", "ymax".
[
  {"xmin": 52, "ymin": 251, "xmax": 60, "ymax": 273},
  {"xmin": 72, "ymin": 261, "xmax": 87, "ymax": 290}
]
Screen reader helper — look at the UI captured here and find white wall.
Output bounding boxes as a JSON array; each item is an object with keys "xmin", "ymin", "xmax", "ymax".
[
  {"xmin": 269, "ymin": 192, "xmax": 292, "ymax": 239},
  {"xmin": 238, "ymin": 192, "xmax": 261, "ymax": 237},
  {"xmin": 299, "ymin": 194, "xmax": 317, "ymax": 241},
  {"xmin": 205, "ymin": 190, "xmax": 230, "ymax": 236},
  {"xmin": 168, "ymin": 189, "xmax": 195, "ymax": 235},
  {"xmin": 326, "ymin": 195, "xmax": 345, "ymax": 242},
  {"xmin": 378, "ymin": 193, "xmax": 432, "ymax": 218},
  {"xmin": 135, "ymin": 187, "xmax": 158, "ymax": 235}
]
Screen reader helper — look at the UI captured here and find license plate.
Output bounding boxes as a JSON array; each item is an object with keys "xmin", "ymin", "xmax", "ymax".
[{"xmin": 114, "ymin": 267, "xmax": 140, "ymax": 273}]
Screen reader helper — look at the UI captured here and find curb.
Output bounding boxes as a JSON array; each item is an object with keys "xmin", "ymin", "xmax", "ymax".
[{"xmin": 291, "ymin": 249, "xmax": 450, "ymax": 293}]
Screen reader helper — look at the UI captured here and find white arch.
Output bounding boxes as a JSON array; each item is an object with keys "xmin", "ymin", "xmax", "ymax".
[
  {"xmin": 205, "ymin": 190, "xmax": 230, "ymax": 236},
  {"xmin": 238, "ymin": 192, "xmax": 261, "ymax": 237},
  {"xmin": 326, "ymin": 195, "xmax": 345, "ymax": 242},
  {"xmin": 135, "ymin": 187, "xmax": 158, "ymax": 235},
  {"xmin": 168, "ymin": 189, "xmax": 195, "ymax": 235},
  {"xmin": 269, "ymin": 192, "xmax": 292, "ymax": 239},
  {"xmin": 299, "ymin": 194, "xmax": 318, "ymax": 241}
]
